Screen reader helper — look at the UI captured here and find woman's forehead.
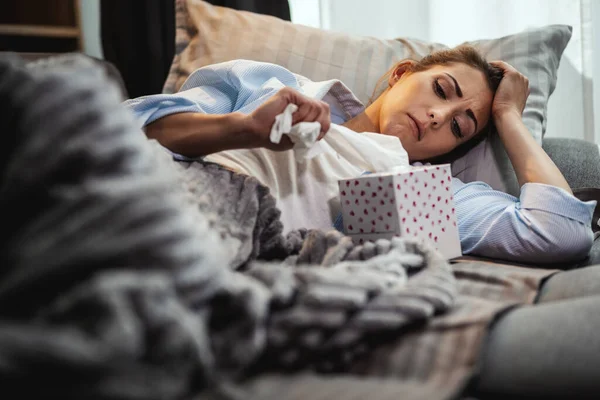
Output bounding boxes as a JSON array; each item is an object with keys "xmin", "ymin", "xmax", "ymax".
[
  {"xmin": 428, "ymin": 63, "xmax": 489, "ymax": 88},
  {"xmin": 428, "ymin": 63, "xmax": 493, "ymax": 129},
  {"xmin": 439, "ymin": 64, "xmax": 491, "ymax": 96}
]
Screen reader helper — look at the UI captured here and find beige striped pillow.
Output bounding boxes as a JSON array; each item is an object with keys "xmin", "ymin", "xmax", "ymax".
[
  {"xmin": 163, "ymin": 0, "xmax": 571, "ymax": 194},
  {"xmin": 163, "ymin": 0, "xmax": 446, "ymax": 103}
]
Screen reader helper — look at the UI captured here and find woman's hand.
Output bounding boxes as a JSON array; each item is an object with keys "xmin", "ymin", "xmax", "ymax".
[
  {"xmin": 490, "ymin": 61, "xmax": 571, "ymax": 193},
  {"xmin": 490, "ymin": 61, "xmax": 530, "ymax": 121},
  {"xmin": 244, "ymin": 87, "xmax": 331, "ymax": 151},
  {"xmin": 143, "ymin": 87, "xmax": 331, "ymax": 157}
]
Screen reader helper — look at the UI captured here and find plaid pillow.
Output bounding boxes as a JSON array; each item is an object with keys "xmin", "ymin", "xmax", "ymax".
[
  {"xmin": 163, "ymin": 0, "xmax": 571, "ymax": 194},
  {"xmin": 163, "ymin": 0, "xmax": 445, "ymax": 103}
]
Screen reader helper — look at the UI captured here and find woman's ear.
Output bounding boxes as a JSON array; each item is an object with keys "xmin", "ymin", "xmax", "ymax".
[{"xmin": 388, "ymin": 60, "xmax": 416, "ymax": 87}]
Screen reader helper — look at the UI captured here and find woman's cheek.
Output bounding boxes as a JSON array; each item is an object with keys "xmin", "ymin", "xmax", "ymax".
[{"xmin": 382, "ymin": 122, "xmax": 404, "ymax": 140}]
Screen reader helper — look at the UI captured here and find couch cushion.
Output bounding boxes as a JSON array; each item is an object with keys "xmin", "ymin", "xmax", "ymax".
[{"xmin": 543, "ymin": 138, "xmax": 600, "ymax": 189}]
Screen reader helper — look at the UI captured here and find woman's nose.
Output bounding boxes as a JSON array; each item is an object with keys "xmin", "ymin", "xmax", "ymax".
[
  {"xmin": 429, "ymin": 106, "xmax": 452, "ymax": 128},
  {"xmin": 428, "ymin": 112, "xmax": 443, "ymax": 129},
  {"xmin": 429, "ymin": 113, "xmax": 438, "ymax": 127}
]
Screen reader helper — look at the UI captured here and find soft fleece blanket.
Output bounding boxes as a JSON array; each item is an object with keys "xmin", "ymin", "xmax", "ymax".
[{"xmin": 0, "ymin": 54, "xmax": 555, "ymax": 400}]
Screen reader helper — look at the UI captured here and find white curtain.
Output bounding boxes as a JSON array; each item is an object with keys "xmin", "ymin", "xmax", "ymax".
[{"xmin": 289, "ymin": 0, "xmax": 598, "ymax": 143}]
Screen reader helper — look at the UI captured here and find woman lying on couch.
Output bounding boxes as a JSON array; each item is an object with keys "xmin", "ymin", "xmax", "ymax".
[{"xmin": 124, "ymin": 45, "xmax": 595, "ymax": 265}]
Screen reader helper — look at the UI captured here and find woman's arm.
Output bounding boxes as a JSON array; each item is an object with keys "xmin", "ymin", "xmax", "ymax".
[
  {"xmin": 144, "ymin": 87, "xmax": 331, "ymax": 158},
  {"xmin": 490, "ymin": 61, "xmax": 572, "ymax": 194},
  {"xmin": 453, "ymin": 61, "xmax": 594, "ymax": 263},
  {"xmin": 145, "ymin": 112, "xmax": 252, "ymax": 157},
  {"xmin": 454, "ymin": 178, "xmax": 594, "ymax": 264}
]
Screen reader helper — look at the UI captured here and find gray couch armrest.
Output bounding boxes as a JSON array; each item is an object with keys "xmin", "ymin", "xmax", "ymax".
[{"xmin": 542, "ymin": 138, "xmax": 600, "ymax": 189}]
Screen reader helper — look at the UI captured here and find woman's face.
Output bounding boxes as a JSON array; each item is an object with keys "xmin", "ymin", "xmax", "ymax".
[{"xmin": 379, "ymin": 62, "xmax": 493, "ymax": 161}]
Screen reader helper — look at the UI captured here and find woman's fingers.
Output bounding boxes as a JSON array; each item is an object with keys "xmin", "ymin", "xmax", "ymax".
[
  {"xmin": 291, "ymin": 100, "xmax": 332, "ymax": 139},
  {"xmin": 317, "ymin": 103, "xmax": 331, "ymax": 136},
  {"xmin": 249, "ymin": 87, "xmax": 332, "ymax": 151},
  {"xmin": 291, "ymin": 103, "xmax": 310, "ymax": 125},
  {"xmin": 491, "ymin": 60, "xmax": 528, "ymax": 83},
  {"xmin": 490, "ymin": 60, "xmax": 530, "ymax": 117},
  {"xmin": 490, "ymin": 60, "xmax": 516, "ymax": 73},
  {"xmin": 279, "ymin": 87, "xmax": 332, "ymax": 141},
  {"xmin": 303, "ymin": 106, "xmax": 321, "ymax": 126}
]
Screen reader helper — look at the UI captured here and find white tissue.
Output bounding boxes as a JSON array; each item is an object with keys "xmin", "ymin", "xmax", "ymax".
[{"xmin": 269, "ymin": 103, "xmax": 326, "ymax": 160}]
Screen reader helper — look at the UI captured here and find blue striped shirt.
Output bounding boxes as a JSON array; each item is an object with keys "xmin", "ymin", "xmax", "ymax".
[{"xmin": 123, "ymin": 60, "xmax": 596, "ymax": 263}]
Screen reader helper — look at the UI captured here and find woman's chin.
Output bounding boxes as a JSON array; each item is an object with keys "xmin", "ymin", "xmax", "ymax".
[
  {"xmin": 404, "ymin": 146, "xmax": 433, "ymax": 163},
  {"xmin": 402, "ymin": 145, "xmax": 417, "ymax": 162}
]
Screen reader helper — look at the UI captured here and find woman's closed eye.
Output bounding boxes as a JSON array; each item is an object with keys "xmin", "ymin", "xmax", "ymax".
[
  {"xmin": 451, "ymin": 119, "xmax": 464, "ymax": 139},
  {"xmin": 433, "ymin": 79, "xmax": 464, "ymax": 139},
  {"xmin": 434, "ymin": 79, "xmax": 446, "ymax": 99}
]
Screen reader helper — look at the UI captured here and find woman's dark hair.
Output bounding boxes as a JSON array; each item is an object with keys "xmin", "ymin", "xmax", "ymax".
[{"xmin": 372, "ymin": 45, "xmax": 504, "ymax": 163}]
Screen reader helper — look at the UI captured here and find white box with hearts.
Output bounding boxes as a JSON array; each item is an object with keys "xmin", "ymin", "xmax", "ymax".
[{"xmin": 338, "ymin": 164, "xmax": 461, "ymax": 260}]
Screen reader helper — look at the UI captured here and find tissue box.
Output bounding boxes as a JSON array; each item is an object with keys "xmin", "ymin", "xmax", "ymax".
[{"xmin": 338, "ymin": 164, "xmax": 461, "ymax": 259}]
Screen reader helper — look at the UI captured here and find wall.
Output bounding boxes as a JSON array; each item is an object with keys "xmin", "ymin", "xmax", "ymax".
[
  {"xmin": 290, "ymin": 0, "xmax": 430, "ymax": 39},
  {"xmin": 321, "ymin": 0, "xmax": 429, "ymax": 40},
  {"xmin": 289, "ymin": 0, "xmax": 321, "ymax": 28}
]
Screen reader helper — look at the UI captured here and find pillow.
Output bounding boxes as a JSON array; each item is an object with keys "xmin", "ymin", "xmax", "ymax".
[
  {"xmin": 163, "ymin": 0, "xmax": 571, "ymax": 195},
  {"xmin": 163, "ymin": 0, "xmax": 446, "ymax": 102}
]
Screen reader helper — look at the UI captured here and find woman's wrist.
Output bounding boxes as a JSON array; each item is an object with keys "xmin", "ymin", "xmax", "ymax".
[
  {"xmin": 221, "ymin": 112, "xmax": 262, "ymax": 149},
  {"xmin": 493, "ymin": 108, "xmax": 522, "ymax": 132}
]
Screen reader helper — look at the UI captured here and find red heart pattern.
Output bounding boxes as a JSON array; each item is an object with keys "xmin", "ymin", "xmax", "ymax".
[{"xmin": 338, "ymin": 165, "xmax": 460, "ymax": 258}]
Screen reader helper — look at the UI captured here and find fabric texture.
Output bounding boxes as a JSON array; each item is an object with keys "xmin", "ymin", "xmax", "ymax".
[
  {"xmin": 16, "ymin": 52, "xmax": 130, "ymax": 100},
  {"xmin": 125, "ymin": 59, "xmax": 595, "ymax": 263},
  {"xmin": 475, "ymin": 283, "xmax": 600, "ymax": 398},
  {"xmin": 543, "ymin": 138, "xmax": 600, "ymax": 190},
  {"xmin": 162, "ymin": 0, "xmax": 572, "ymax": 195},
  {"xmin": 199, "ymin": 261, "xmax": 558, "ymax": 400}
]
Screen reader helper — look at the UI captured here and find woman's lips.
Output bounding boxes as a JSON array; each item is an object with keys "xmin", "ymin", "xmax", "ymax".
[{"xmin": 408, "ymin": 114, "xmax": 421, "ymax": 141}]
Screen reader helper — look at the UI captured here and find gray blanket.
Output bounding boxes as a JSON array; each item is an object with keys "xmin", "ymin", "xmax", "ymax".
[{"xmin": 0, "ymin": 54, "xmax": 472, "ymax": 399}]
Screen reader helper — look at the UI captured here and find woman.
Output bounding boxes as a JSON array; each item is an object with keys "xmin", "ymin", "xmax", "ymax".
[{"xmin": 124, "ymin": 45, "xmax": 595, "ymax": 264}]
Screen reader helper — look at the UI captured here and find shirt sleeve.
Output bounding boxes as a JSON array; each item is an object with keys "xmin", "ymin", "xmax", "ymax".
[
  {"xmin": 121, "ymin": 60, "xmax": 303, "ymax": 161},
  {"xmin": 453, "ymin": 178, "xmax": 596, "ymax": 263},
  {"xmin": 122, "ymin": 70, "xmax": 239, "ymax": 129},
  {"xmin": 122, "ymin": 59, "xmax": 302, "ymax": 129}
]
